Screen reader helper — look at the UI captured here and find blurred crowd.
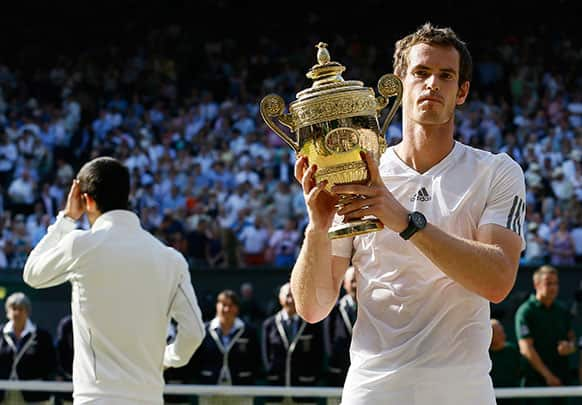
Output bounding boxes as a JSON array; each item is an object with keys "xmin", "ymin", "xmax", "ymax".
[{"xmin": 0, "ymin": 23, "xmax": 581, "ymax": 272}]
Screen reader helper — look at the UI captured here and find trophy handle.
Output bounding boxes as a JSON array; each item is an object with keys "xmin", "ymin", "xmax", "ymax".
[
  {"xmin": 376, "ymin": 74, "xmax": 403, "ymax": 137},
  {"xmin": 260, "ymin": 94, "xmax": 299, "ymax": 153}
]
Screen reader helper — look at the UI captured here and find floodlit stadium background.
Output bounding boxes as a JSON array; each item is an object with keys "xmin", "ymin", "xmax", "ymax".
[{"xmin": 0, "ymin": 0, "xmax": 581, "ymax": 402}]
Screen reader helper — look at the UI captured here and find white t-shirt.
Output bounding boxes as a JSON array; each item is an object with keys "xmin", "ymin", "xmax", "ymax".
[{"xmin": 332, "ymin": 142, "xmax": 526, "ymax": 404}]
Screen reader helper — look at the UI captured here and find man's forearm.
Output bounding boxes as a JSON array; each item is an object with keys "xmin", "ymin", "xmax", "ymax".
[
  {"xmin": 291, "ymin": 227, "xmax": 339, "ymax": 323},
  {"xmin": 410, "ymin": 223, "xmax": 517, "ymax": 303},
  {"xmin": 520, "ymin": 343, "xmax": 553, "ymax": 380},
  {"xmin": 23, "ymin": 212, "xmax": 77, "ymax": 288}
]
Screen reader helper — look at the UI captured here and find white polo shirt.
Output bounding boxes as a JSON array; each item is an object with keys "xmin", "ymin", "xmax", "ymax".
[
  {"xmin": 332, "ymin": 142, "xmax": 526, "ymax": 404},
  {"xmin": 24, "ymin": 210, "xmax": 205, "ymax": 404}
]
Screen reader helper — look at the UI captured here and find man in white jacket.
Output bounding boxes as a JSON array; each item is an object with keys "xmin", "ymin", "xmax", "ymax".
[{"xmin": 23, "ymin": 156, "xmax": 205, "ymax": 404}]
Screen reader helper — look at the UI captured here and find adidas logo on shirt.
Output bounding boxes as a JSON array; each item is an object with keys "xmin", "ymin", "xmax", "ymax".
[{"xmin": 410, "ymin": 187, "xmax": 431, "ymax": 202}]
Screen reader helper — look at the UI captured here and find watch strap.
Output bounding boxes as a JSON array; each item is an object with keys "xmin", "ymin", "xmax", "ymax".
[{"xmin": 399, "ymin": 212, "xmax": 426, "ymax": 240}]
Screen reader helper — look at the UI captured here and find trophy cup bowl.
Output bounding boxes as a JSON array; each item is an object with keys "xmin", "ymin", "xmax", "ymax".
[{"xmin": 260, "ymin": 42, "xmax": 402, "ymax": 239}]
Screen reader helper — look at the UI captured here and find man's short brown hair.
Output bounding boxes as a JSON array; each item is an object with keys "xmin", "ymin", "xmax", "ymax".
[{"xmin": 393, "ymin": 22, "xmax": 472, "ymax": 86}]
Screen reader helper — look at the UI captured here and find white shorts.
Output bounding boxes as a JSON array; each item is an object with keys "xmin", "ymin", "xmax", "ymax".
[{"xmin": 341, "ymin": 366, "xmax": 495, "ymax": 405}]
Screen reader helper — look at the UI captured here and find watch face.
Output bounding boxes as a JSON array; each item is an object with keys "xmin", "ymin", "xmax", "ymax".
[{"xmin": 411, "ymin": 212, "xmax": 427, "ymax": 229}]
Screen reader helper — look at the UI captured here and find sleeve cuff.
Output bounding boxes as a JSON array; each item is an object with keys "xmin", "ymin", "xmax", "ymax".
[
  {"xmin": 163, "ymin": 345, "xmax": 176, "ymax": 368},
  {"xmin": 56, "ymin": 212, "xmax": 78, "ymax": 233}
]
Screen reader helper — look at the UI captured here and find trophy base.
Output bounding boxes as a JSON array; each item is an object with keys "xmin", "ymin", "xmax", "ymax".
[{"xmin": 328, "ymin": 218, "xmax": 383, "ymax": 240}]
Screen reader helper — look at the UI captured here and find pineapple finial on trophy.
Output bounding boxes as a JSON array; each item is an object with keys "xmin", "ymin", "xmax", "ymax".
[
  {"xmin": 316, "ymin": 42, "xmax": 330, "ymax": 65},
  {"xmin": 307, "ymin": 42, "xmax": 345, "ymax": 86}
]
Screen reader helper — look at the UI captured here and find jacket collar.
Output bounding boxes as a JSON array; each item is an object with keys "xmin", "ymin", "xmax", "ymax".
[
  {"xmin": 92, "ymin": 210, "xmax": 141, "ymax": 231},
  {"xmin": 209, "ymin": 317, "xmax": 244, "ymax": 334},
  {"xmin": 3, "ymin": 319, "xmax": 36, "ymax": 338},
  {"xmin": 340, "ymin": 294, "xmax": 356, "ymax": 308},
  {"xmin": 529, "ymin": 294, "xmax": 555, "ymax": 309}
]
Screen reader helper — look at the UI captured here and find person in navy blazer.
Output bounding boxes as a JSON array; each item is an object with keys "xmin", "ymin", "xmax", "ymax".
[{"xmin": 261, "ymin": 282, "xmax": 324, "ymax": 404}]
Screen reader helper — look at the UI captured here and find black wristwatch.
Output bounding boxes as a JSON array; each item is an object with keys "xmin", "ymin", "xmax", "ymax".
[{"xmin": 399, "ymin": 211, "xmax": 427, "ymax": 240}]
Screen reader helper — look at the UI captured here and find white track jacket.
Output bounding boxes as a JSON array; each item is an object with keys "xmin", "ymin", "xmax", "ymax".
[{"xmin": 23, "ymin": 210, "xmax": 205, "ymax": 404}]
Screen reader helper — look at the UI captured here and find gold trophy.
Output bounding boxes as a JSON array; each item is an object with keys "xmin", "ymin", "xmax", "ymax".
[{"xmin": 260, "ymin": 42, "xmax": 402, "ymax": 239}]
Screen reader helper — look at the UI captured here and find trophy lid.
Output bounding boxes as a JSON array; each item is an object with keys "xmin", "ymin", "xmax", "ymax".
[{"xmin": 295, "ymin": 42, "xmax": 365, "ymax": 101}]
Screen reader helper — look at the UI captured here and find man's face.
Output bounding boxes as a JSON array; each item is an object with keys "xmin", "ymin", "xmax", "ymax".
[
  {"xmin": 535, "ymin": 273, "xmax": 559, "ymax": 303},
  {"xmin": 6, "ymin": 305, "xmax": 28, "ymax": 326},
  {"xmin": 216, "ymin": 295, "xmax": 239, "ymax": 325},
  {"xmin": 401, "ymin": 43, "xmax": 469, "ymax": 127},
  {"xmin": 279, "ymin": 284, "xmax": 296, "ymax": 315}
]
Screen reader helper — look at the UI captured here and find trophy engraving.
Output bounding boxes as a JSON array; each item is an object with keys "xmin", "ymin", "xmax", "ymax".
[
  {"xmin": 324, "ymin": 128, "xmax": 359, "ymax": 154},
  {"xmin": 260, "ymin": 42, "xmax": 402, "ymax": 239}
]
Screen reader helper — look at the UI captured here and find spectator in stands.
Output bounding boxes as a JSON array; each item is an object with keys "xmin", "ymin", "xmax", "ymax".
[
  {"xmin": 571, "ymin": 221, "xmax": 582, "ymax": 263},
  {"xmin": 1, "ymin": 240, "xmax": 15, "ymax": 270},
  {"xmin": 10, "ymin": 215, "xmax": 31, "ymax": 269},
  {"xmin": 499, "ymin": 132, "xmax": 524, "ymax": 165},
  {"xmin": 54, "ymin": 159, "xmax": 74, "ymax": 187},
  {"xmin": 515, "ymin": 265, "xmax": 575, "ymax": 403},
  {"xmin": 36, "ymin": 183, "xmax": 60, "ymax": 219},
  {"xmin": 324, "ymin": 266, "xmax": 357, "ymax": 388},
  {"xmin": 0, "ymin": 10, "xmax": 579, "ymax": 291},
  {"xmin": 7, "ymin": 170, "xmax": 35, "ymax": 215},
  {"xmin": 522, "ymin": 222, "xmax": 548, "ymax": 266},
  {"xmin": 26, "ymin": 203, "xmax": 48, "ymax": 243},
  {"xmin": 0, "ymin": 292, "xmax": 56, "ymax": 405},
  {"xmin": 548, "ymin": 219, "xmax": 576, "ymax": 266},
  {"xmin": 161, "ymin": 184, "xmax": 186, "ymax": 214},
  {"xmin": 205, "ymin": 221, "xmax": 226, "ymax": 268},
  {"xmin": 0, "ymin": 133, "xmax": 17, "ymax": 189},
  {"xmin": 235, "ymin": 160, "xmax": 260, "ymax": 188},
  {"xmin": 224, "ymin": 184, "xmax": 250, "ymax": 228},
  {"xmin": 187, "ymin": 218, "xmax": 209, "ymax": 268},
  {"xmin": 272, "ymin": 182, "xmax": 294, "ymax": 229},
  {"xmin": 562, "ymin": 150, "xmax": 581, "ymax": 184},
  {"xmin": 268, "ymin": 217, "xmax": 300, "ymax": 268},
  {"xmin": 238, "ymin": 216, "xmax": 270, "ymax": 267},
  {"xmin": 191, "ymin": 289, "xmax": 260, "ymax": 405},
  {"xmin": 247, "ymin": 185, "xmax": 269, "ymax": 216},
  {"xmin": 208, "ymin": 161, "xmax": 235, "ymax": 191},
  {"xmin": 273, "ymin": 151, "xmax": 295, "ymax": 184},
  {"xmin": 0, "ymin": 241, "xmax": 7, "ymax": 270},
  {"xmin": 550, "ymin": 167, "xmax": 574, "ymax": 211},
  {"xmin": 489, "ymin": 318, "xmax": 523, "ymax": 404},
  {"xmin": 0, "ymin": 186, "xmax": 5, "ymax": 218},
  {"xmin": 261, "ymin": 282, "xmax": 324, "ymax": 404}
]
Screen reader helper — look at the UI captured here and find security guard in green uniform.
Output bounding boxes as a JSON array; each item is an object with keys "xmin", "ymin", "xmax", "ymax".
[{"xmin": 515, "ymin": 265, "xmax": 575, "ymax": 405}]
